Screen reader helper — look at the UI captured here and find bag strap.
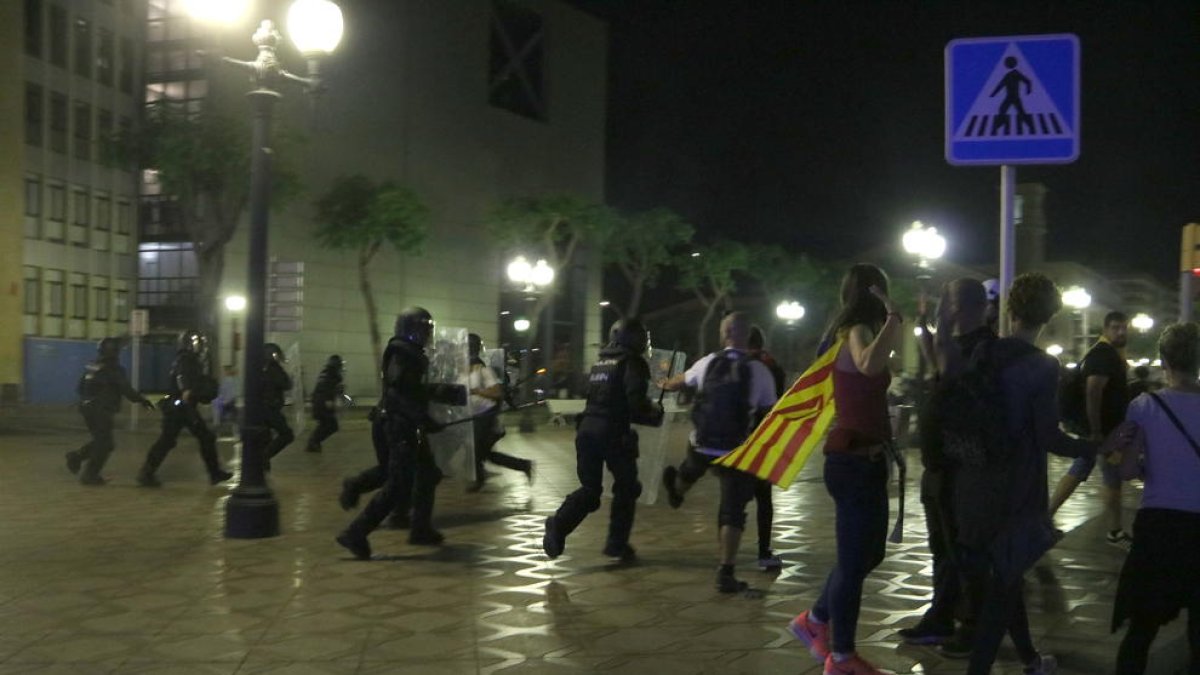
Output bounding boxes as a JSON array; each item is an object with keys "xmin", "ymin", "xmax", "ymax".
[{"xmin": 1147, "ymin": 392, "xmax": 1200, "ymax": 462}]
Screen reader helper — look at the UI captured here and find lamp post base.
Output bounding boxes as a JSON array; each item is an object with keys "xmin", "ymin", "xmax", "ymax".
[{"xmin": 224, "ymin": 486, "xmax": 280, "ymax": 539}]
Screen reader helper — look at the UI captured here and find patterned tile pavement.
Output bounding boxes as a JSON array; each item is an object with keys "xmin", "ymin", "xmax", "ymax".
[{"xmin": 0, "ymin": 408, "xmax": 1188, "ymax": 674}]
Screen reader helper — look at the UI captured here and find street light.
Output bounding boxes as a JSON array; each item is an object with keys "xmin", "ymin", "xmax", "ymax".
[
  {"xmin": 1046, "ymin": 344, "xmax": 1064, "ymax": 357},
  {"xmin": 1062, "ymin": 286, "xmax": 1092, "ymax": 360},
  {"xmin": 901, "ymin": 220, "xmax": 947, "ymax": 269},
  {"xmin": 191, "ymin": 0, "xmax": 343, "ymax": 539},
  {"xmin": 514, "ymin": 318, "xmax": 531, "ymax": 332},
  {"xmin": 1131, "ymin": 313, "xmax": 1155, "ymax": 332},
  {"xmin": 775, "ymin": 300, "xmax": 805, "ymax": 323},
  {"xmin": 506, "ymin": 255, "xmax": 554, "ymax": 290},
  {"xmin": 224, "ymin": 295, "xmax": 246, "ymax": 368}
]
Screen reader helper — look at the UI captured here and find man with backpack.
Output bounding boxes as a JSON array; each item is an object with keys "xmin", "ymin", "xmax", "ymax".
[
  {"xmin": 897, "ymin": 278, "xmax": 993, "ymax": 656},
  {"xmin": 1050, "ymin": 311, "xmax": 1132, "ymax": 549},
  {"xmin": 67, "ymin": 338, "xmax": 156, "ymax": 485},
  {"xmin": 662, "ymin": 312, "xmax": 779, "ymax": 592}
]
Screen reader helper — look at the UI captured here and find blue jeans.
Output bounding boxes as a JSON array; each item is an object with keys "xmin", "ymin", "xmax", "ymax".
[{"xmin": 812, "ymin": 452, "xmax": 890, "ymax": 653}]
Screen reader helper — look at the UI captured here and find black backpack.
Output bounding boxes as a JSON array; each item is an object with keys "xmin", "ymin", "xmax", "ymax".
[
  {"xmin": 1057, "ymin": 345, "xmax": 1097, "ymax": 432},
  {"xmin": 692, "ymin": 352, "xmax": 753, "ymax": 452},
  {"xmin": 941, "ymin": 338, "xmax": 1038, "ymax": 468}
]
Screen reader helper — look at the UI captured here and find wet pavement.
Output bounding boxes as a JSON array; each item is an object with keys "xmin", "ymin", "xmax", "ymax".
[{"xmin": 0, "ymin": 408, "xmax": 1188, "ymax": 674}]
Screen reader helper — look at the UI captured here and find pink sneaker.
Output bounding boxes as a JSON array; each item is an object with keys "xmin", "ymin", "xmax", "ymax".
[
  {"xmin": 787, "ymin": 610, "xmax": 830, "ymax": 660},
  {"xmin": 823, "ymin": 653, "xmax": 896, "ymax": 675}
]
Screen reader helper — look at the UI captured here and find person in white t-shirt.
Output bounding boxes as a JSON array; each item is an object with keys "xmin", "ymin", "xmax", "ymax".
[
  {"xmin": 466, "ymin": 334, "xmax": 532, "ymax": 492},
  {"xmin": 662, "ymin": 312, "xmax": 779, "ymax": 593}
]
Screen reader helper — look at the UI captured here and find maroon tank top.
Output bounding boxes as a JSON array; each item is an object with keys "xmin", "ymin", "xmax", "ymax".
[{"xmin": 825, "ymin": 345, "xmax": 892, "ymax": 453}]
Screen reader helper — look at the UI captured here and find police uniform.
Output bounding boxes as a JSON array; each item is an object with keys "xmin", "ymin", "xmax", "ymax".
[
  {"xmin": 543, "ymin": 319, "xmax": 663, "ymax": 561},
  {"xmin": 67, "ymin": 339, "xmax": 153, "ymax": 485},
  {"xmin": 307, "ymin": 355, "xmax": 345, "ymax": 452},
  {"xmin": 262, "ymin": 345, "xmax": 295, "ymax": 468},
  {"xmin": 336, "ymin": 307, "xmax": 462, "ymax": 559},
  {"xmin": 138, "ymin": 332, "xmax": 232, "ymax": 487}
]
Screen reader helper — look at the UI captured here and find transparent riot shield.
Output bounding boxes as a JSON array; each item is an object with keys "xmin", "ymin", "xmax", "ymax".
[
  {"xmin": 283, "ymin": 342, "xmax": 306, "ymax": 430},
  {"xmin": 636, "ymin": 348, "xmax": 688, "ymax": 506},
  {"xmin": 483, "ymin": 347, "xmax": 508, "ymax": 436},
  {"xmin": 425, "ymin": 326, "xmax": 475, "ymax": 482}
]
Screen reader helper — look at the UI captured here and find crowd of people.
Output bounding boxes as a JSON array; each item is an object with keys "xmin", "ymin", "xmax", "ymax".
[{"xmin": 65, "ymin": 262, "xmax": 1200, "ymax": 675}]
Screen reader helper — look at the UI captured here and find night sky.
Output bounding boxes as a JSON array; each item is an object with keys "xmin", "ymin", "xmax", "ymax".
[{"xmin": 572, "ymin": 1, "xmax": 1199, "ymax": 285}]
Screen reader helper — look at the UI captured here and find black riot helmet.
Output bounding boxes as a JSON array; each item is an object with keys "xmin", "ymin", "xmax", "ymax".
[
  {"xmin": 608, "ymin": 318, "xmax": 649, "ymax": 354},
  {"xmin": 265, "ymin": 343, "xmax": 286, "ymax": 363},
  {"xmin": 468, "ymin": 333, "xmax": 483, "ymax": 359},
  {"xmin": 326, "ymin": 354, "xmax": 343, "ymax": 370},
  {"xmin": 97, "ymin": 337, "xmax": 121, "ymax": 361},
  {"xmin": 177, "ymin": 329, "xmax": 208, "ymax": 355},
  {"xmin": 394, "ymin": 306, "xmax": 435, "ymax": 347}
]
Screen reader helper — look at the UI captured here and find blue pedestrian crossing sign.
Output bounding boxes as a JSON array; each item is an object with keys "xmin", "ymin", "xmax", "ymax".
[{"xmin": 945, "ymin": 34, "xmax": 1080, "ymax": 165}]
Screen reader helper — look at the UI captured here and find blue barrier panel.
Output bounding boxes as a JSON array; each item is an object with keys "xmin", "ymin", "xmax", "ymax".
[{"xmin": 23, "ymin": 338, "xmax": 179, "ymax": 404}]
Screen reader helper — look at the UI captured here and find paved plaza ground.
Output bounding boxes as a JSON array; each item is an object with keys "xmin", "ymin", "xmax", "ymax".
[{"xmin": 0, "ymin": 407, "xmax": 1188, "ymax": 674}]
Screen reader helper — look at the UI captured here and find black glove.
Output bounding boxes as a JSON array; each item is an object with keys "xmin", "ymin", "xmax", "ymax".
[{"xmin": 648, "ymin": 404, "xmax": 665, "ymax": 428}]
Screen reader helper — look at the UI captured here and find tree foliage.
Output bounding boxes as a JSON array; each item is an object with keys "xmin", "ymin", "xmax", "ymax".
[
  {"xmin": 313, "ymin": 174, "xmax": 429, "ymax": 358},
  {"xmin": 604, "ymin": 208, "xmax": 694, "ymax": 317},
  {"xmin": 677, "ymin": 239, "xmax": 751, "ymax": 355}
]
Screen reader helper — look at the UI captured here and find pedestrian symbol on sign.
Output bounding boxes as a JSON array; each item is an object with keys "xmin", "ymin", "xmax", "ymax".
[{"xmin": 954, "ymin": 44, "xmax": 1072, "ymax": 142}]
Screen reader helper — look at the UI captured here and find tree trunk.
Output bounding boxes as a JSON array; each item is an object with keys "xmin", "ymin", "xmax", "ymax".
[
  {"xmin": 359, "ymin": 246, "xmax": 382, "ymax": 360},
  {"xmin": 696, "ymin": 297, "xmax": 717, "ymax": 357},
  {"xmin": 196, "ymin": 246, "xmax": 225, "ymax": 374},
  {"xmin": 626, "ymin": 276, "xmax": 644, "ymax": 319}
]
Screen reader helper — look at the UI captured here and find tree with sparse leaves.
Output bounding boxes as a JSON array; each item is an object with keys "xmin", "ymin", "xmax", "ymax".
[
  {"xmin": 604, "ymin": 208, "xmax": 694, "ymax": 318},
  {"xmin": 677, "ymin": 239, "xmax": 751, "ymax": 355},
  {"xmin": 486, "ymin": 194, "xmax": 616, "ymax": 350},
  {"xmin": 313, "ymin": 174, "xmax": 429, "ymax": 359},
  {"xmin": 110, "ymin": 100, "xmax": 301, "ymax": 363}
]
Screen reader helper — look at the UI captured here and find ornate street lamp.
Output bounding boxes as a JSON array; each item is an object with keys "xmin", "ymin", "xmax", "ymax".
[
  {"xmin": 901, "ymin": 220, "xmax": 947, "ymax": 269},
  {"xmin": 775, "ymin": 300, "xmax": 805, "ymax": 323},
  {"xmin": 190, "ymin": 0, "xmax": 343, "ymax": 539},
  {"xmin": 1062, "ymin": 286, "xmax": 1092, "ymax": 360},
  {"xmin": 1131, "ymin": 313, "xmax": 1154, "ymax": 333}
]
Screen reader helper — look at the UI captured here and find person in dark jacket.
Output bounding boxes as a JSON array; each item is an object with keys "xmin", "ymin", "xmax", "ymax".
[
  {"xmin": 542, "ymin": 318, "xmax": 664, "ymax": 563},
  {"xmin": 307, "ymin": 354, "xmax": 346, "ymax": 452},
  {"xmin": 336, "ymin": 307, "xmax": 464, "ymax": 559},
  {"xmin": 66, "ymin": 337, "xmax": 156, "ymax": 485},
  {"xmin": 137, "ymin": 330, "xmax": 233, "ymax": 487},
  {"xmin": 261, "ymin": 343, "xmax": 294, "ymax": 470}
]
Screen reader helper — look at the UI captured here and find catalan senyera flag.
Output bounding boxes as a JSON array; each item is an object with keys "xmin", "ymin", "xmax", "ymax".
[{"xmin": 713, "ymin": 339, "xmax": 842, "ymax": 489}]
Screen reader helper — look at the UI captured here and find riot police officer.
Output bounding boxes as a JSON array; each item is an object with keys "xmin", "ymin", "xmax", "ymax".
[
  {"xmin": 307, "ymin": 354, "xmax": 346, "ymax": 452},
  {"xmin": 137, "ymin": 330, "xmax": 233, "ymax": 487},
  {"xmin": 336, "ymin": 307, "xmax": 464, "ymax": 559},
  {"xmin": 542, "ymin": 318, "xmax": 663, "ymax": 562},
  {"xmin": 66, "ymin": 338, "xmax": 156, "ymax": 485},
  {"xmin": 261, "ymin": 343, "xmax": 295, "ymax": 470}
]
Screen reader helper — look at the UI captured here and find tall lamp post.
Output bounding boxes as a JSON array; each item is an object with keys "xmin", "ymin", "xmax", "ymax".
[
  {"xmin": 775, "ymin": 300, "xmax": 805, "ymax": 374},
  {"xmin": 506, "ymin": 255, "xmax": 554, "ymax": 431},
  {"xmin": 224, "ymin": 294, "xmax": 246, "ymax": 368},
  {"xmin": 901, "ymin": 221, "xmax": 946, "ymax": 404},
  {"xmin": 1062, "ymin": 286, "xmax": 1092, "ymax": 361},
  {"xmin": 191, "ymin": 0, "xmax": 344, "ymax": 539}
]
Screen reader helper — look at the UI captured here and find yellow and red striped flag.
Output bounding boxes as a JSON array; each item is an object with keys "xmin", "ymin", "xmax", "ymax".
[{"xmin": 713, "ymin": 339, "xmax": 842, "ymax": 488}]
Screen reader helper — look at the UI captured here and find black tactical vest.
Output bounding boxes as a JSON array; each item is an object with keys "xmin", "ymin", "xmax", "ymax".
[{"xmin": 581, "ymin": 348, "xmax": 630, "ymax": 427}]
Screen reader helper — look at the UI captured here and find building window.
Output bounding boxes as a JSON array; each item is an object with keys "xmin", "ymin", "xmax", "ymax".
[
  {"xmin": 25, "ymin": 83, "xmax": 43, "ymax": 147},
  {"xmin": 97, "ymin": 28, "xmax": 114, "ymax": 86},
  {"xmin": 118, "ymin": 37, "xmax": 133, "ymax": 93},
  {"xmin": 73, "ymin": 187, "xmax": 89, "ymax": 226},
  {"xmin": 46, "ymin": 271, "xmax": 65, "ymax": 317},
  {"xmin": 73, "ymin": 100, "xmax": 91, "ymax": 160},
  {"xmin": 25, "ymin": 0, "xmax": 43, "ymax": 58},
  {"xmin": 23, "ymin": 268, "xmax": 40, "ymax": 314},
  {"xmin": 48, "ymin": 184, "xmax": 66, "ymax": 222},
  {"xmin": 49, "ymin": 4, "xmax": 66, "ymax": 67},
  {"xmin": 489, "ymin": 0, "xmax": 547, "ymax": 121},
  {"xmin": 117, "ymin": 199, "xmax": 132, "ymax": 234},
  {"xmin": 49, "ymin": 92, "xmax": 67, "ymax": 153},
  {"xmin": 74, "ymin": 17, "xmax": 92, "ymax": 78},
  {"xmin": 96, "ymin": 193, "xmax": 111, "ymax": 231},
  {"xmin": 97, "ymin": 108, "xmax": 113, "ymax": 166},
  {"xmin": 114, "ymin": 289, "xmax": 129, "ymax": 321},
  {"xmin": 138, "ymin": 242, "xmax": 198, "ymax": 308},
  {"xmin": 95, "ymin": 286, "xmax": 110, "ymax": 321},
  {"xmin": 24, "ymin": 176, "xmax": 41, "ymax": 218},
  {"xmin": 71, "ymin": 280, "xmax": 88, "ymax": 319}
]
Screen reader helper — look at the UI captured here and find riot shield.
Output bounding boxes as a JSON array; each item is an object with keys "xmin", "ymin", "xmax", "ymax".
[
  {"xmin": 636, "ymin": 348, "xmax": 688, "ymax": 506},
  {"xmin": 283, "ymin": 342, "xmax": 306, "ymax": 429},
  {"xmin": 483, "ymin": 347, "xmax": 508, "ymax": 435},
  {"xmin": 425, "ymin": 326, "xmax": 475, "ymax": 482}
]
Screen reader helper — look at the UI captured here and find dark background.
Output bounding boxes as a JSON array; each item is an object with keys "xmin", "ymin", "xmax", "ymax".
[{"xmin": 572, "ymin": 0, "xmax": 1199, "ymax": 284}]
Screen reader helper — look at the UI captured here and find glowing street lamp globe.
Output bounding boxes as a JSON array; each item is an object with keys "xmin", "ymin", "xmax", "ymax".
[
  {"xmin": 224, "ymin": 295, "xmax": 247, "ymax": 312},
  {"xmin": 1046, "ymin": 344, "xmax": 1064, "ymax": 357},
  {"xmin": 1131, "ymin": 313, "xmax": 1154, "ymax": 332},
  {"xmin": 287, "ymin": 0, "xmax": 344, "ymax": 56},
  {"xmin": 513, "ymin": 318, "xmax": 531, "ymax": 332},
  {"xmin": 775, "ymin": 300, "xmax": 805, "ymax": 322},
  {"xmin": 530, "ymin": 259, "xmax": 555, "ymax": 287},
  {"xmin": 1062, "ymin": 286, "xmax": 1092, "ymax": 310},
  {"xmin": 506, "ymin": 256, "xmax": 532, "ymax": 284},
  {"xmin": 902, "ymin": 221, "xmax": 946, "ymax": 262}
]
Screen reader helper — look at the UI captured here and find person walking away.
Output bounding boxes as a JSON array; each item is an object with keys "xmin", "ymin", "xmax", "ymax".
[
  {"xmin": 542, "ymin": 318, "xmax": 663, "ymax": 563},
  {"xmin": 66, "ymin": 337, "xmax": 156, "ymax": 485},
  {"xmin": 466, "ymin": 333, "xmax": 532, "ymax": 491},
  {"xmin": 785, "ymin": 263, "xmax": 903, "ymax": 675},
  {"xmin": 953, "ymin": 273, "xmax": 1094, "ymax": 675},
  {"xmin": 897, "ymin": 279, "xmax": 994, "ymax": 656},
  {"xmin": 137, "ymin": 330, "xmax": 233, "ymax": 487},
  {"xmin": 336, "ymin": 307, "xmax": 461, "ymax": 558},
  {"xmin": 261, "ymin": 343, "xmax": 295, "ymax": 471},
  {"xmin": 1108, "ymin": 322, "xmax": 1200, "ymax": 674},
  {"xmin": 1050, "ymin": 311, "xmax": 1133, "ymax": 549},
  {"xmin": 307, "ymin": 354, "xmax": 346, "ymax": 452}
]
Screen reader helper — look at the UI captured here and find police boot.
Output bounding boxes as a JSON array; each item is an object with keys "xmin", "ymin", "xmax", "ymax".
[
  {"xmin": 338, "ymin": 477, "xmax": 362, "ymax": 511},
  {"xmin": 136, "ymin": 464, "xmax": 162, "ymax": 488},
  {"xmin": 65, "ymin": 451, "xmax": 84, "ymax": 475}
]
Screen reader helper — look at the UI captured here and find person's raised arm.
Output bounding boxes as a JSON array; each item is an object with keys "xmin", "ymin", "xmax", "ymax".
[{"xmin": 847, "ymin": 285, "xmax": 904, "ymax": 376}]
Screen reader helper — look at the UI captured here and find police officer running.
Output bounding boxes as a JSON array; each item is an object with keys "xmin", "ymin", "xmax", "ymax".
[
  {"xmin": 542, "ymin": 318, "xmax": 664, "ymax": 563},
  {"xmin": 307, "ymin": 354, "xmax": 346, "ymax": 452},
  {"xmin": 137, "ymin": 330, "xmax": 233, "ymax": 487},
  {"xmin": 466, "ymin": 334, "xmax": 533, "ymax": 491},
  {"xmin": 66, "ymin": 337, "xmax": 156, "ymax": 485},
  {"xmin": 336, "ymin": 307, "xmax": 463, "ymax": 559},
  {"xmin": 261, "ymin": 343, "xmax": 295, "ymax": 471}
]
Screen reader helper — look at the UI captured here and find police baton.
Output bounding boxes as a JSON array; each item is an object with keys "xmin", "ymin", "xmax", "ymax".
[{"xmin": 443, "ymin": 400, "xmax": 546, "ymax": 428}]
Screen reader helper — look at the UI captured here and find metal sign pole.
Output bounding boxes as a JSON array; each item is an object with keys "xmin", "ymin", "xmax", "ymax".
[{"xmin": 999, "ymin": 165, "xmax": 1016, "ymax": 336}]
